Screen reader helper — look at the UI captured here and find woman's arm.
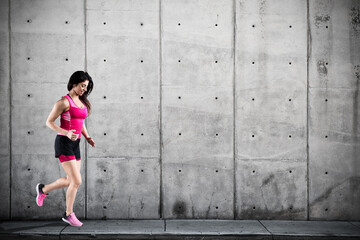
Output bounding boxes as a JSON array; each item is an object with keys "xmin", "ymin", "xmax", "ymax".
[
  {"xmin": 46, "ymin": 97, "xmax": 78, "ymax": 141},
  {"xmin": 82, "ymin": 123, "xmax": 95, "ymax": 147}
]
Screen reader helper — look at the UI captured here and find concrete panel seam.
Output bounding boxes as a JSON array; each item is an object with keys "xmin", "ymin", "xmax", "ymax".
[
  {"xmin": 8, "ymin": 0, "xmax": 12, "ymax": 220},
  {"xmin": 258, "ymin": 220, "xmax": 273, "ymax": 238},
  {"xmin": 159, "ymin": 0, "xmax": 163, "ymax": 219},
  {"xmin": 349, "ymin": 222, "xmax": 360, "ymax": 230},
  {"xmin": 84, "ymin": 0, "xmax": 88, "ymax": 220},
  {"xmin": 232, "ymin": 0, "xmax": 237, "ymax": 220},
  {"xmin": 84, "ymin": 0, "xmax": 87, "ymax": 72},
  {"xmin": 306, "ymin": 0, "xmax": 310, "ymax": 221},
  {"xmin": 59, "ymin": 224, "xmax": 68, "ymax": 239}
]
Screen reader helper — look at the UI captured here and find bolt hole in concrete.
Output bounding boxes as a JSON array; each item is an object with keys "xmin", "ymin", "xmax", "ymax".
[
  {"xmin": 103, "ymin": 206, "xmax": 107, "ymax": 209},
  {"xmin": 253, "ymin": 207, "xmax": 256, "ymax": 210},
  {"xmin": 103, "ymin": 96, "xmax": 106, "ymax": 99},
  {"xmin": 215, "ymin": 97, "xmax": 218, "ymax": 99},
  {"xmin": 104, "ymin": 133, "xmax": 106, "ymax": 136},
  {"xmin": 325, "ymin": 208, "xmax": 328, "ymax": 211},
  {"xmin": 289, "ymin": 25, "xmax": 292, "ymax": 28},
  {"xmin": 179, "ymin": 133, "xmax": 181, "ymax": 135},
  {"xmin": 216, "ymin": 170, "xmax": 218, "ymax": 172},
  {"xmin": 289, "ymin": 170, "xmax": 292, "ymax": 173},
  {"xmin": 104, "ymin": 59, "xmax": 106, "ymax": 62},
  {"xmin": 215, "ymin": 60, "xmax": 218, "ymax": 63},
  {"xmin": 325, "ymin": 171, "xmax": 328, "ymax": 174},
  {"xmin": 140, "ymin": 22, "xmax": 143, "ymax": 26},
  {"xmin": 326, "ymin": 25, "xmax": 328, "ymax": 28},
  {"xmin": 178, "ymin": 23, "xmax": 181, "ymax": 26},
  {"xmin": 141, "ymin": 60, "xmax": 143, "ymax": 63},
  {"xmin": 27, "ymin": 19, "xmax": 32, "ymax": 23},
  {"xmin": 325, "ymin": 62, "xmax": 328, "ymax": 65},
  {"xmin": 28, "ymin": 206, "xmax": 30, "ymax": 208},
  {"xmin": 178, "ymin": 96, "xmax": 181, "ymax": 99},
  {"xmin": 141, "ymin": 169, "xmax": 144, "ymax": 172},
  {"xmin": 252, "ymin": 170, "xmax": 255, "ymax": 173},
  {"xmin": 28, "ymin": 168, "xmax": 30, "ymax": 171},
  {"xmin": 27, "ymin": 57, "xmax": 31, "ymax": 60},
  {"xmin": 216, "ymin": 206, "xmax": 218, "ymax": 209},
  {"xmin": 141, "ymin": 133, "xmax": 144, "ymax": 136},
  {"xmin": 252, "ymin": 61, "xmax": 255, "ymax": 64},
  {"xmin": 325, "ymin": 99, "xmax": 328, "ymax": 102},
  {"xmin": 252, "ymin": 98, "xmax": 255, "ymax": 101},
  {"xmin": 289, "ymin": 135, "xmax": 292, "ymax": 138},
  {"xmin": 215, "ymin": 24, "xmax": 218, "ymax": 26},
  {"xmin": 65, "ymin": 58, "xmax": 68, "ymax": 61},
  {"xmin": 27, "ymin": 94, "xmax": 31, "ymax": 97},
  {"xmin": 65, "ymin": 21, "xmax": 69, "ymax": 24},
  {"xmin": 103, "ymin": 22, "xmax": 106, "ymax": 25},
  {"xmin": 289, "ymin": 62, "xmax": 292, "ymax": 65},
  {"xmin": 104, "ymin": 169, "xmax": 106, "ymax": 172},
  {"xmin": 141, "ymin": 97, "xmax": 143, "ymax": 99},
  {"xmin": 216, "ymin": 133, "xmax": 218, "ymax": 136},
  {"xmin": 179, "ymin": 170, "xmax": 181, "ymax": 173},
  {"xmin": 325, "ymin": 135, "xmax": 328, "ymax": 138},
  {"xmin": 252, "ymin": 24, "xmax": 255, "ymax": 27},
  {"xmin": 289, "ymin": 99, "xmax": 292, "ymax": 101},
  {"xmin": 178, "ymin": 60, "xmax": 181, "ymax": 62},
  {"xmin": 252, "ymin": 135, "xmax": 255, "ymax": 137}
]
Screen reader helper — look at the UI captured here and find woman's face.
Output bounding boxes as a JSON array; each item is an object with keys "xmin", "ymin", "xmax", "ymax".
[{"xmin": 73, "ymin": 80, "xmax": 89, "ymax": 96}]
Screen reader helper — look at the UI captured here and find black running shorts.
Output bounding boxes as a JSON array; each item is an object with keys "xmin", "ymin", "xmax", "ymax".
[{"xmin": 54, "ymin": 135, "xmax": 81, "ymax": 162}]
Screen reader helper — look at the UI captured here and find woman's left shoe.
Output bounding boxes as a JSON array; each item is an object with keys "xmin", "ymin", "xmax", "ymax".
[{"xmin": 62, "ymin": 212, "xmax": 83, "ymax": 227}]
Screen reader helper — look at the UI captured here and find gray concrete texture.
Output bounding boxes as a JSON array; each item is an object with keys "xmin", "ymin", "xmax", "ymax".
[
  {"xmin": 0, "ymin": 0, "xmax": 359, "ymax": 221},
  {"xmin": 1, "ymin": 220, "xmax": 360, "ymax": 239}
]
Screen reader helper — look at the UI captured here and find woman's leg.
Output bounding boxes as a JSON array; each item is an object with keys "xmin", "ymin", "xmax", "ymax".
[
  {"xmin": 41, "ymin": 158, "xmax": 81, "ymax": 194},
  {"xmin": 76, "ymin": 160, "xmax": 81, "ymax": 173},
  {"xmin": 61, "ymin": 160, "xmax": 82, "ymax": 216},
  {"xmin": 42, "ymin": 176, "xmax": 70, "ymax": 194}
]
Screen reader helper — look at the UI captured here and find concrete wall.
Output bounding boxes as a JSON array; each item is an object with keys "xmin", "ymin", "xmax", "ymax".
[
  {"xmin": 0, "ymin": 0, "xmax": 359, "ymax": 221},
  {"xmin": 0, "ymin": 0, "xmax": 10, "ymax": 221},
  {"xmin": 8, "ymin": 0, "xmax": 86, "ymax": 220},
  {"xmin": 308, "ymin": 0, "xmax": 360, "ymax": 220}
]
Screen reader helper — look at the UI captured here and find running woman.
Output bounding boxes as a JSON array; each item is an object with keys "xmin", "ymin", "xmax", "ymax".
[{"xmin": 36, "ymin": 71, "xmax": 95, "ymax": 227}]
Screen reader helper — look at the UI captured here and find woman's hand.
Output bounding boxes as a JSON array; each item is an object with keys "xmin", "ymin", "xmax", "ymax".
[
  {"xmin": 86, "ymin": 136, "xmax": 96, "ymax": 147},
  {"xmin": 66, "ymin": 130, "xmax": 78, "ymax": 141}
]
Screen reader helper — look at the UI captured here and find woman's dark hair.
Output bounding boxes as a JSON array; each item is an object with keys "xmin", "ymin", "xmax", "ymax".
[{"xmin": 67, "ymin": 71, "xmax": 94, "ymax": 114}]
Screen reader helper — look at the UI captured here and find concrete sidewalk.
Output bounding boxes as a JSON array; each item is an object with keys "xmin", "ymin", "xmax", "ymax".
[{"xmin": 1, "ymin": 220, "xmax": 360, "ymax": 239}]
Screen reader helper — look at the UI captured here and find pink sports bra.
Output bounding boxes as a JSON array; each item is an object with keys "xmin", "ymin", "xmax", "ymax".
[{"xmin": 59, "ymin": 94, "xmax": 88, "ymax": 139}]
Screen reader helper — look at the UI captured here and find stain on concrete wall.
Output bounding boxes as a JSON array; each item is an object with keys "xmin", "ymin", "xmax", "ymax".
[{"xmin": 1, "ymin": 0, "xmax": 359, "ymax": 220}]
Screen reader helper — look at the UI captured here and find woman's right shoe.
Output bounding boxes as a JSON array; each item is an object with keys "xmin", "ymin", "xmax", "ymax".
[
  {"xmin": 35, "ymin": 183, "xmax": 48, "ymax": 207},
  {"xmin": 62, "ymin": 212, "xmax": 83, "ymax": 227}
]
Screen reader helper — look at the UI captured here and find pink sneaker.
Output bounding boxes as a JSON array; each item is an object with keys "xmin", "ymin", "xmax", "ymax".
[
  {"xmin": 62, "ymin": 212, "xmax": 83, "ymax": 227},
  {"xmin": 36, "ymin": 183, "xmax": 48, "ymax": 207}
]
